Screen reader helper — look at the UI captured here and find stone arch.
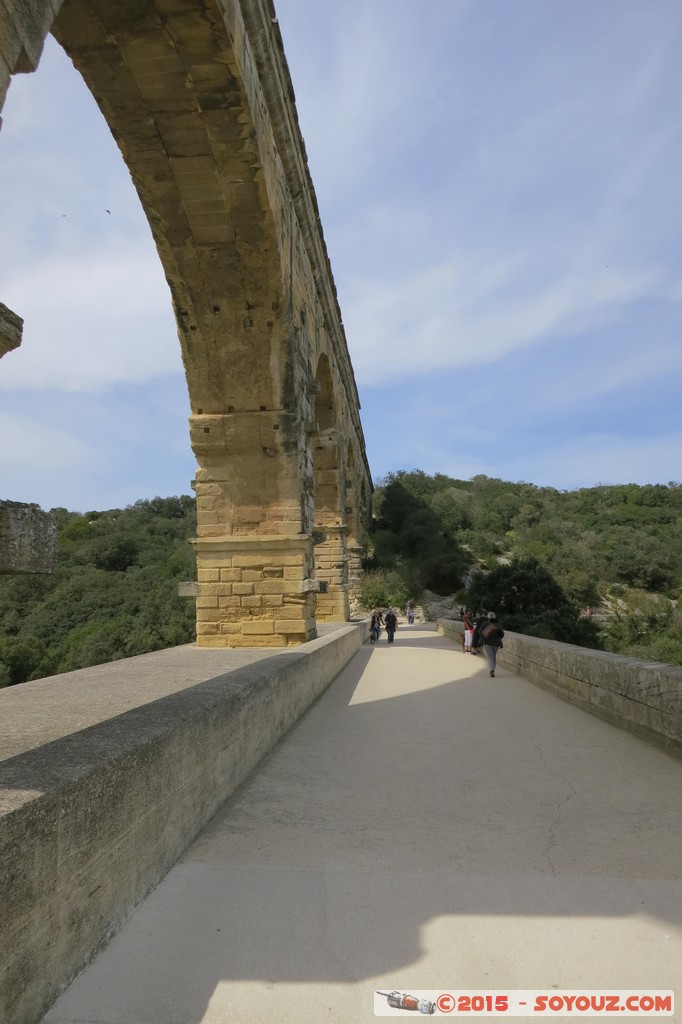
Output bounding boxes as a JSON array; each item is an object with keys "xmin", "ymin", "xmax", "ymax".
[{"xmin": 0, "ymin": 0, "xmax": 372, "ymax": 646}]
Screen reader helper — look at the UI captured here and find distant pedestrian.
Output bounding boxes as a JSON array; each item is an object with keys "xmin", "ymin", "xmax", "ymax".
[
  {"xmin": 384, "ymin": 608, "xmax": 398, "ymax": 643},
  {"xmin": 369, "ymin": 609, "xmax": 383, "ymax": 643},
  {"xmin": 479, "ymin": 611, "xmax": 504, "ymax": 677},
  {"xmin": 471, "ymin": 609, "xmax": 488, "ymax": 654},
  {"xmin": 463, "ymin": 610, "xmax": 475, "ymax": 653}
]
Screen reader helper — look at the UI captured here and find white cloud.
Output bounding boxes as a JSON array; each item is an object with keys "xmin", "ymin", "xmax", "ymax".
[
  {"xmin": 0, "ymin": 243, "xmax": 181, "ymax": 391},
  {"xmin": 344, "ymin": 257, "xmax": 663, "ymax": 387}
]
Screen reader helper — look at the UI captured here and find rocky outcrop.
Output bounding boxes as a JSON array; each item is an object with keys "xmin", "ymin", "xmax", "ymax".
[
  {"xmin": 0, "ymin": 501, "xmax": 57, "ymax": 574},
  {"xmin": 0, "ymin": 302, "xmax": 22, "ymax": 359}
]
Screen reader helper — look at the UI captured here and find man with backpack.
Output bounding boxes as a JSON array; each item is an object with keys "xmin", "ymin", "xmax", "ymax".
[
  {"xmin": 384, "ymin": 608, "xmax": 398, "ymax": 644},
  {"xmin": 478, "ymin": 611, "xmax": 504, "ymax": 677}
]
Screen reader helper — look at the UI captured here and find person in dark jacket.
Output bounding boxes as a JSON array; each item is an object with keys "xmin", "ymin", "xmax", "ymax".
[
  {"xmin": 480, "ymin": 611, "xmax": 504, "ymax": 677},
  {"xmin": 471, "ymin": 609, "xmax": 488, "ymax": 653}
]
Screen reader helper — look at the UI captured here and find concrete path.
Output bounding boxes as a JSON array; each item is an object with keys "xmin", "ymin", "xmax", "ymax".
[{"xmin": 44, "ymin": 624, "xmax": 682, "ymax": 1024}]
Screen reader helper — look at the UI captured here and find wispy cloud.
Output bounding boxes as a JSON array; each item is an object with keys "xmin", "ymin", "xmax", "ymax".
[
  {"xmin": 2, "ymin": 3, "xmax": 681, "ymax": 509},
  {"xmin": 0, "ymin": 244, "xmax": 181, "ymax": 391},
  {"xmin": 344, "ymin": 257, "xmax": 663, "ymax": 386}
]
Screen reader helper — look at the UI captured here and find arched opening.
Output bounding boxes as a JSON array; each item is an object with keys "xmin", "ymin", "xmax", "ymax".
[{"xmin": 0, "ymin": 35, "xmax": 194, "ymax": 510}]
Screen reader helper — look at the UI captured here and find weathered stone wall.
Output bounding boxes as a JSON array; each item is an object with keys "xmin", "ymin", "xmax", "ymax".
[
  {"xmin": 0, "ymin": 500, "xmax": 58, "ymax": 574},
  {"xmin": 0, "ymin": 0, "xmax": 63, "ymax": 113},
  {"xmin": 0, "ymin": 622, "xmax": 367, "ymax": 1024},
  {"xmin": 438, "ymin": 618, "xmax": 682, "ymax": 758}
]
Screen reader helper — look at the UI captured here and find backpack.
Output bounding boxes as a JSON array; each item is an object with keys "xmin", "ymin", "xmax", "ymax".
[{"xmin": 481, "ymin": 622, "xmax": 501, "ymax": 642}]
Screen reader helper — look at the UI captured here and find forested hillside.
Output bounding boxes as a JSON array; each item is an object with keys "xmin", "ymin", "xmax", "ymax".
[
  {"xmin": 362, "ymin": 471, "xmax": 682, "ymax": 665},
  {"xmin": 2, "ymin": 474, "xmax": 681, "ymax": 687},
  {"xmin": 0, "ymin": 496, "xmax": 196, "ymax": 686}
]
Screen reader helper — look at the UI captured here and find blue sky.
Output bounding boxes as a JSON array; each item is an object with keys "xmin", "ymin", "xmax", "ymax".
[{"xmin": 1, "ymin": 1, "xmax": 681, "ymax": 512}]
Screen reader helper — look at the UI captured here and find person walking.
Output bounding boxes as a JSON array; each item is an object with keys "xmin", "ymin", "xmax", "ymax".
[
  {"xmin": 479, "ymin": 611, "xmax": 504, "ymax": 677},
  {"xmin": 369, "ymin": 609, "xmax": 383, "ymax": 644},
  {"xmin": 384, "ymin": 608, "xmax": 398, "ymax": 644}
]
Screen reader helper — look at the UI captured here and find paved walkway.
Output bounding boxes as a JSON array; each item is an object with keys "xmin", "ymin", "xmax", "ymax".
[{"xmin": 44, "ymin": 624, "xmax": 682, "ymax": 1024}]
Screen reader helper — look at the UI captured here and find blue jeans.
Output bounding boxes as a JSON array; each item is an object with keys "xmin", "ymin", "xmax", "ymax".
[{"xmin": 483, "ymin": 645, "xmax": 498, "ymax": 673}]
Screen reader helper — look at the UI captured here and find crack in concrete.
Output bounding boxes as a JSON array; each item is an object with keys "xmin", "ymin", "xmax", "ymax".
[{"xmin": 534, "ymin": 743, "xmax": 577, "ymax": 877}]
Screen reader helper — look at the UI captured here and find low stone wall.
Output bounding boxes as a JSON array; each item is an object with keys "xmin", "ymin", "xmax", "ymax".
[
  {"xmin": 0, "ymin": 622, "xmax": 366, "ymax": 1024},
  {"xmin": 437, "ymin": 618, "xmax": 682, "ymax": 758}
]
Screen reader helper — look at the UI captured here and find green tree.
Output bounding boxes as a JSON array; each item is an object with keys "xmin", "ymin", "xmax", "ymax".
[{"xmin": 467, "ymin": 558, "xmax": 600, "ymax": 646}]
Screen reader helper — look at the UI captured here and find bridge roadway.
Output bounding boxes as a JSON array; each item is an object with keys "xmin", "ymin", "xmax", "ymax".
[{"xmin": 43, "ymin": 623, "xmax": 682, "ymax": 1024}]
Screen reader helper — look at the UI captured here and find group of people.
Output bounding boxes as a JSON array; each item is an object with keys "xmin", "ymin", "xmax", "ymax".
[
  {"xmin": 462, "ymin": 609, "xmax": 504, "ymax": 677},
  {"xmin": 369, "ymin": 608, "xmax": 398, "ymax": 644}
]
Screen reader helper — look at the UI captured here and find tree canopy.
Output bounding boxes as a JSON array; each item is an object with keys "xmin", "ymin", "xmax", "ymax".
[
  {"xmin": 0, "ymin": 496, "xmax": 196, "ymax": 685},
  {"xmin": 3, "ymin": 473, "xmax": 682, "ymax": 686},
  {"xmin": 363, "ymin": 471, "xmax": 682, "ymax": 662}
]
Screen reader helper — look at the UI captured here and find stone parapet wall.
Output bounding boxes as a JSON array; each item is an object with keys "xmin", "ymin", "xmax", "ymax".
[
  {"xmin": 0, "ymin": 622, "xmax": 366, "ymax": 1024},
  {"xmin": 437, "ymin": 618, "xmax": 682, "ymax": 758}
]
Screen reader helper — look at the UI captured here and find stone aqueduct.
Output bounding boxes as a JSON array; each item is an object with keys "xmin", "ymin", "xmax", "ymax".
[{"xmin": 0, "ymin": 0, "xmax": 372, "ymax": 647}]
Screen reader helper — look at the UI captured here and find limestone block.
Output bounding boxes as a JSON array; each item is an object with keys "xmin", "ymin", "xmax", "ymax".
[
  {"xmin": 274, "ymin": 619, "xmax": 310, "ymax": 635},
  {"xmin": 196, "ymin": 621, "xmax": 219, "ymax": 636},
  {"xmin": 273, "ymin": 605, "xmax": 307, "ymax": 620},
  {"xmin": 196, "ymin": 607, "xmax": 219, "ymax": 622},
  {"xmin": 233, "ymin": 582, "xmax": 254, "ymax": 595},
  {"xmin": 219, "ymin": 568, "xmax": 242, "ymax": 582},
  {"xmin": 199, "ymin": 570, "xmax": 221, "ymax": 582},
  {"xmin": 254, "ymin": 579, "xmax": 287, "ymax": 595},
  {"xmin": 241, "ymin": 620, "xmax": 275, "ymax": 635},
  {"xmin": 200, "ymin": 583, "xmax": 233, "ymax": 597},
  {"xmin": 177, "ymin": 581, "xmax": 199, "ymax": 597}
]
